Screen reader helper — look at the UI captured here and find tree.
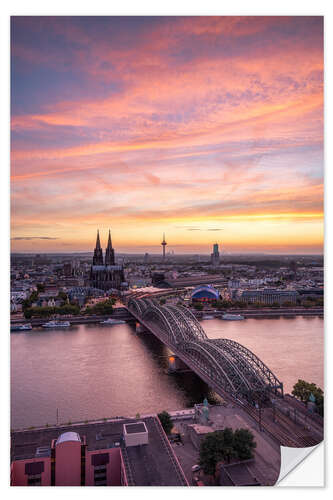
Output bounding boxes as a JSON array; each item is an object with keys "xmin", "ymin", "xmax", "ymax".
[
  {"xmin": 199, "ymin": 428, "xmax": 257, "ymax": 476},
  {"xmin": 292, "ymin": 380, "xmax": 324, "ymax": 416},
  {"xmin": 193, "ymin": 302, "xmax": 204, "ymax": 311},
  {"xmin": 36, "ymin": 283, "xmax": 45, "ymax": 292},
  {"xmin": 233, "ymin": 429, "xmax": 256, "ymax": 460},
  {"xmin": 199, "ymin": 429, "xmax": 237, "ymax": 475},
  {"xmin": 29, "ymin": 290, "xmax": 39, "ymax": 303},
  {"xmin": 233, "ymin": 300, "xmax": 247, "ymax": 309},
  {"xmin": 24, "ymin": 308, "xmax": 32, "ymax": 319},
  {"xmin": 157, "ymin": 411, "xmax": 173, "ymax": 435},
  {"xmin": 57, "ymin": 291, "xmax": 68, "ymax": 301},
  {"xmin": 85, "ymin": 299, "xmax": 114, "ymax": 315},
  {"xmin": 24, "ymin": 304, "xmax": 80, "ymax": 318},
  {"xmin": 214, "ymin": 299, "xmax": 231, "ymax": 310},
  {"xmin": 282, "ymin": 301, "xmax": 294, "ymax": 307}
]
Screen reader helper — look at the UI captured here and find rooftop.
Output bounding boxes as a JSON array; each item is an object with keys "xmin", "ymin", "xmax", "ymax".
[
  {"xmin": 11, "ymin": 416, "xmax": 188, "ymax": 486},
  {"xmin": 124, "ymin": 422, "xmax": 147, "ymax": 434},
  {"xmin": 56, "ymin": 431, "xmax": 81, "ymax": 445},
  {"xmin": 220, "ymin": 461, "xmax": 261, "ymax": 486}
]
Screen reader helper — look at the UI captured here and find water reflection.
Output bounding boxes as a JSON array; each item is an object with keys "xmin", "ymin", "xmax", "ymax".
[{"xmin": 11, "ymin": 316, "xmax": 323, "ymax": 428}]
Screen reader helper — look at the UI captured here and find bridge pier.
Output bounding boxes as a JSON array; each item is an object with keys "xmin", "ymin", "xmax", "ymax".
[
  {"xmin": 168, "ymin": 355, "xmax": 189, "ymax": 373},
  {"xmin": 135, "ymin": 322, "xmax": 149, "ymax": 333}
]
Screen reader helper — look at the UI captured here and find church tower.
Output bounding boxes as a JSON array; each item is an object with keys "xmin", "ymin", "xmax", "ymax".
[
  {"xmin": 104, "ymin": 229, "xmax": 115, "ymax": 266},
  {"xmin": 92, "ymin": 229, "xmax": 104, "ymax": 265}
]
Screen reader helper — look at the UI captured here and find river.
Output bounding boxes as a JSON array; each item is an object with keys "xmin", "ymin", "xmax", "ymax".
[{"xmin": 10, "ymin": 316, "xmax": 323, "ymax": 429}]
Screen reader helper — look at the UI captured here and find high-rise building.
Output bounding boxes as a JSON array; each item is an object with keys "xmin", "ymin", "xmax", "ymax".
[
  {"xmin": 211, "ymin": 243, "xmax": 220, "ymax": 266},
  {"xmin": 89, "ymin": 230, "xmax": 125, "ymax": 291},
  {"xmin": 63, "ymin": 261, "xmax": 72, "ymax": 277}
]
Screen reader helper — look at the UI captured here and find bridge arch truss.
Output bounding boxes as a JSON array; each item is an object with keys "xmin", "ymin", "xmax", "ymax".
[{"xmin": 127, "ymin": 299, "xmax": 283, "ymax": 400}]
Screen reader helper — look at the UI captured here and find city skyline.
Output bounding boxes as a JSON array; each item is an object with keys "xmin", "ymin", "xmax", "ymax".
[{"xmin": 11, "ymin": 16, "xmax": 323, "ymax": 254}]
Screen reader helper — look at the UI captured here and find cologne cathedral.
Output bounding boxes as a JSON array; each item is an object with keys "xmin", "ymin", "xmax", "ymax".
[{"xmin": 89, "ymin": 230, "xmax": 125, "ymax": 291}]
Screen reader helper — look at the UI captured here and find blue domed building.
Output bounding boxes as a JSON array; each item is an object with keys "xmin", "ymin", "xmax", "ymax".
[{"xmin": 191, "ymin": 285, "xmax": 220, "ymax": 303}]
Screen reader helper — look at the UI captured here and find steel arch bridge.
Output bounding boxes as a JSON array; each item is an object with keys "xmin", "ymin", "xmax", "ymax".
[{"xmin": 127, "ymin": 298, "xmax": 283, "ymax": 402}]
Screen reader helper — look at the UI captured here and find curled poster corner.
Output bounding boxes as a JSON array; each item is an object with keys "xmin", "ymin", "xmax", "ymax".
[{"xmin": 277, "ymin": 442, "xmax": 324, "ymax": 486}]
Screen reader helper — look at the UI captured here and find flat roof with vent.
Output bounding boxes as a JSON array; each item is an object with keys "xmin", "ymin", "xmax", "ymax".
[
  {"xmin": 123, "ymin": 421, "xmax": 148, "ymax": 448},
  {"xmin": 124, "ymin": 423, "xmax": 147, "ymax": 434}
]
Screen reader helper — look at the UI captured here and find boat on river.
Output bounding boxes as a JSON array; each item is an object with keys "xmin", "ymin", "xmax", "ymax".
[
  {"xmin": 42, "ymin": 320, "xmax": 71, "ymax": 328},
  {"xmin": 100, "ymin": 318, "xmax": 126, "ymax": 325},
  {"xmin": 221, "ymin": 313, "xmax": 245, "ymax": 321},
  {"xmin": 11, "ymin": 323, "xmax": 32, "ymax": 331}
]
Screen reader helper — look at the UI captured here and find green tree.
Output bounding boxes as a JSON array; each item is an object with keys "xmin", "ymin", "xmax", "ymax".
[
  {"xmin": 233, "ymin": 429, "xmax": 256, "ymax": 460},
  {"xmin": 36, "ymin": 283, "xmax": 45, "ymax": 293},
  {"xmin": 157, "ymin": 411, "xmax": 173, "ymax": 435},
  {"xmin": 57, "ymin": 291, "xmax": 68, "ymax": 301},
  {"xmin": 233, "ymin": 300, "xmax": 247, "ymax": 309},
  {"xmin": 85, "ymin": 299, "xmax": 114, "ymax": 315},
  {"xmin": 24, "ymin": 304, "xmax": 80, "ymax": 318},
  {"xmin": 24, "ymin": 308, "xmax": 32, "ymax": 319},
  {"xmin": 214, "ymin": 299, "xmax": 231, "ymax": 310},
  {"xmin": 292, "ymin": 379, "xmax": 324, "ymax": 416},
  {"xmin": 22, "ymin": 299, "xmax": 32, "ymax": 311},
  {"xmin": 303, "ymin": 299, "xmax": 316, "ymax": 309},
  {"xmin": 292, "ymin": 379, "xmax": 318, "ymax": 402},
  {"xmin": 199, "ymin": 429, "xmax": 237, "ymax": 475}
]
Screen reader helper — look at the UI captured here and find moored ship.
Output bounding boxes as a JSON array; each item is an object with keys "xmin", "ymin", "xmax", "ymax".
[
  {"xmin": 42, "ymin": 320, "xmax": 71, "ymax": 328},
  {"xmin": 100, "ymin": 318, "xmax": 126, "ymax": 325},
  {"xmin": 221, "ymin": 313, "xmax": 245, "ymax": 321},
  {"xmin": 11, "ymin": 323, "xmax": 32, "ymax": 332}
]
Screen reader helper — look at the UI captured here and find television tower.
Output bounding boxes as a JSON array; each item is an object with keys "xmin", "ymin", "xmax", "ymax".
[{"xmin": 161, "ymin": 233, "xmax": 167, "ymax": 261}]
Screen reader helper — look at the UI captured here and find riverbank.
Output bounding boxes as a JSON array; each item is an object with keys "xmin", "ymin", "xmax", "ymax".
[
  {"xmin": 10, "ymin": 305, "xmax": 323, "ymax": 328},
  {"xmin": 195, "ymin": 307, "xmax": 323, "ymax": 319},
  {"xmin": 10, "ymin": 307, "xmax": 134, "ymax": 327}
]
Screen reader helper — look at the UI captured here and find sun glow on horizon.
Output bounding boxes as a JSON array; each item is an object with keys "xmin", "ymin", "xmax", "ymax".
[{"xmin": 11, "ymin": 16, "xmax": 323, "ymax": 254}]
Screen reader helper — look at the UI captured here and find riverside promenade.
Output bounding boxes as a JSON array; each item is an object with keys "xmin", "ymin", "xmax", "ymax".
[
  {"xmin": 194, "ymin": 306, "xmax": 323, "ymax": 319},
  {"xmin": 10, "ymin": 306, "xmax": 323, "ymax": 328},
  {"xmin": 10, "ymin": 307, "xmax": 134, "ymax": 327}
]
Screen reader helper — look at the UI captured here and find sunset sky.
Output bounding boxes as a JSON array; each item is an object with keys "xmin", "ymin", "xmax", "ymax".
[{"xmin": 11, "ymin": 16, "xmax": 323, "ymax": 254}]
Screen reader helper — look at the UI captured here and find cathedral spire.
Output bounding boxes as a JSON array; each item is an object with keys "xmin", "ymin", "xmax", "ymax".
[
  {"xmin": 106, "ymin": 229, "xmax": 112, "ymax": 250},
  {"xmin": 96, "ymin": 229, "xmax": 101, "ymax": 249},
  {"xmin": 105, "ymin": 228, "xmax": 115, "ymax": 266},
  {"xmin": 92, "ymin": 229, "xmax": 104, "ymax": 265}
]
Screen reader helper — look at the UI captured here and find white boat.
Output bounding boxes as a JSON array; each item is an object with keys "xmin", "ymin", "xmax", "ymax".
[
  {"xmin": 221, "ymin": 313, "xmax": 245, "ymax": 321},
  {"xmin": 202, "ymin": 315, "xmax": 214, "ymax": 320},
  {"xmin": 11, "ymin": 323, "xmax": 32, "ymax": 331},
  {"xmin": 42, "ymin": 320, "xmax": 71, "ymax": 328},
  {"xmin": 100, "ymin": 318, "xmax": 126, "ymax": 325}
]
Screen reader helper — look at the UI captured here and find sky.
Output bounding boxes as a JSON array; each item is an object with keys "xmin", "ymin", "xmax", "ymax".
[{"xmin": 10, "ymin": 16, "xmax": 324, "ymax": 254}]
